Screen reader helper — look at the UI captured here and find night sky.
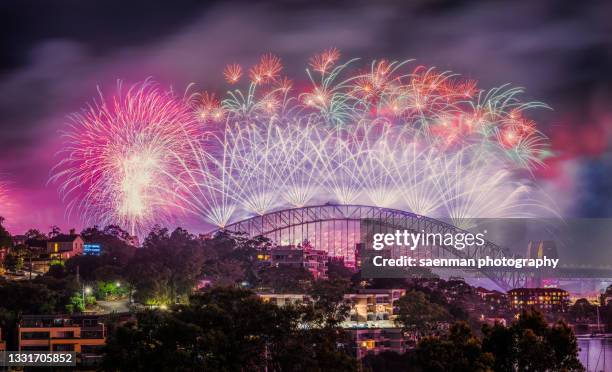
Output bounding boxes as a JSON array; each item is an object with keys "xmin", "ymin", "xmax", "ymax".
[{"xmin": 0, "ymin": 0, "xmax": 611, "ymax": 234}]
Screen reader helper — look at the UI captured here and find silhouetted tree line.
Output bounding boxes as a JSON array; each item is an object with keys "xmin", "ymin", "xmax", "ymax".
[
  {"xmin": 366, "ymin": 309, "xmax": 583, "ymax": 372},
  {"xmin": 103, "ymin": 287, "xmax": 358, "ymax": 371}
]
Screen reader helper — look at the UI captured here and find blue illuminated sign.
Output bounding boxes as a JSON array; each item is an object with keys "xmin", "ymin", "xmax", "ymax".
[{"xmin": 83, "ymin": 243, "xmax": 102, "ymax": 256}]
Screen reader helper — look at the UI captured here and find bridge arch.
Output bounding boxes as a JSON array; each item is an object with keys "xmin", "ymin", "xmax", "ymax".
[{"xmin": 219, "ymin": 204, "xmax": 525, "ymax": 290}]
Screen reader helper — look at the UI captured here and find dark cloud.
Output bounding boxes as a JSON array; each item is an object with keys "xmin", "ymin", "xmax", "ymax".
[
  {"xmin": 0, "ymin": 0, "xmax": 212, "ymax": 72},
  {"xmin": 577, "ymin": 154, "xmax": 612, "ymax": 217},
  {"xmin": 0, "ymin": 0, "xmax": 611, "ymax": 231}
]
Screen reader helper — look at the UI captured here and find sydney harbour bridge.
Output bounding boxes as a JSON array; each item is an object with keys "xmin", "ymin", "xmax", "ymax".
[
  {"xmin": 222, "ymin": 204, "xmax": 525, "ymax": 290},
  {"xmin": 220, "ymin": 204, "xmax": 612, "ymax": 291}
]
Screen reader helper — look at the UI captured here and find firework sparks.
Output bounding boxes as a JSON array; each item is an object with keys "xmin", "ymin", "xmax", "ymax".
[
  {"xmin": 55, "ymin": 51, "xmax": 556, "ymax": 241},
  {"xmin": 192, "ymin": 91, "xmax": 225, "ymax": 123},
  {"xmin": 51, "ymin": 80, "xmax": 198, "ymax": 236},
  {"xmin": 223, "ymin": 63, "xmax": 242, "ymax": 84},
  {"xmin": 249, "ymin": 53, "xmax": 282, "ymax": 84},
  {"xmin": 309, "ymin": 47, "xmax": 341, "ymax": 73}
]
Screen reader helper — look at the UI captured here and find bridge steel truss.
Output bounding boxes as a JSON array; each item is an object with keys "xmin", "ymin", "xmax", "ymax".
[{"xmin": 221, "ymin": 204, "xmax": 527, "ymax": 290}]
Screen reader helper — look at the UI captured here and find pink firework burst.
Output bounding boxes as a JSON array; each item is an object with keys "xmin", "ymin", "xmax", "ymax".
[{"xmin": 51, "ymin": 80, "xmax": 199, "ymax": 236}]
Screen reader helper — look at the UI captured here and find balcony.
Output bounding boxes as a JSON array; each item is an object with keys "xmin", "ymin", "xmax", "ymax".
[
  {"xmin": 51, "ymin": 331, "xmax": 75, "ymax": 339},
  {"xmin": 21, "ymin": 331, "xmax": 51, "ymax": 340},
  {"xmin": 81, "ymin": 330, "xmax": 105, "ymax": 339}
]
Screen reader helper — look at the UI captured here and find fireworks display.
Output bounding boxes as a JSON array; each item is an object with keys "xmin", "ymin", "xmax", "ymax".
[
  {"xmin": 51, "ymin": 81, "xmax": 199, "ymax": 235},
  {"xmin": 53, "ymin": 52, "xmax": 555, "ymax": 235}
]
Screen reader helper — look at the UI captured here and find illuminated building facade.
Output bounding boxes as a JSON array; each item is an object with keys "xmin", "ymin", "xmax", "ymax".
[
  {"xmin": 258, "ymin": 293, "xmax": 311, "ymax": 307},
  {"xmin": 476, "ymin": 287, "xmax": 508, "ymax": 315},
  {"xmin": 343, "ymin": 289, "xmax": 405, "ymax": 327},
  {"xmin": 269, "ymin": 245, "xmax": 329, "ymax": 280},
  {"xmin": 347, "ymin": 328, "xmax": 407, "ymax": 360},
  {"xmin": 19, "ymin": 315, "xmax": 106, "ymax": 365},
  {"xmin": 258, "ymin": 289, "xmax": 405, "ymax": 327},
  {"xmin": 508, "ymin": 287, "xmax": 569, "ymax": 313},
  {"xmin": 46, "ymin": 232, "xmax": 84, "ymax": 260}
]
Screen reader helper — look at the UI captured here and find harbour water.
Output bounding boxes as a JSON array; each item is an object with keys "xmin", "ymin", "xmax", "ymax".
[{"xmin": 578, "ymin": 338, "xmax": 612, "ymax": 372}]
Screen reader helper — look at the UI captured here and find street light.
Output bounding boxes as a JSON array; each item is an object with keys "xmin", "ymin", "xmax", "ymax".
[
  {"xmin": 115, "ymin": 281, "xmax": 121, "ymax": 287},
  {"xmin": 82, "ymin": 285, "xmax": 92, "ymax": 312}
]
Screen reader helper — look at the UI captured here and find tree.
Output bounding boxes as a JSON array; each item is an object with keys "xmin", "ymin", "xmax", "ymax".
[
  {"xmin": 95, "ymin": 280, "xmax": 128, "ymax": 300},
  {"xmin": 4, "ymin": 245, "xmax": 27, "ymax": 271},
  {"xmin": 0, "ymin": 279, "xmax": 61, "ymax": 314},
  {"xmin": 327, "ymin": 259, "xmax": 354, "ymax": 280},
  {"xmin": 513, "ymin": 310, "xmax": 583, "ymax": 372},
  {"xmin": 200, "ymin": 231, "xmax": 270, "ymax": 287},
  {"xmin": 127, "ymin": 227, "xmax": 206, "ymax": 304},
  {"xmin": 0, "ymin": 216, "xmax": 13, "ymax": 248},
  {"xmin": 0, "ymin": 308, "xmax": 18, "ymax": 350},
  {"xmin": 482, "ymin": 310, "xmax": 585, "ymax": 372},
  {"xmin": 24, "ymin": 228, "xmax": 47, "ymax": 240},
  {"xmin": 47, "ymin": 262, "xmax": 66, "ymax": 278},
  {"xmin": 257, "ymin": 265, "xmax": 313, "ymax": 293},
  {"xmin": 481, "ymin": 322, "xmax": 515, "ymax": 372},
  {"xmin": 103, "ymin": 287, "xmax": 358, "ymax": 371},
  {"xmin": 307, "ymin": 278, "xmax": 351, "ymax": 327},
  {"xmin": 569, "ymin": 298, "xmax": 596, "ymax": 322},
  {"xmin": 395, "ymin": 291, "xmax": 451, "ymax": 337},
  {"xmin": 277, "ymin": 325, "xmax": 356, "ymax": 371},
  {"xmin": 547, "ymin": 320, "xmax": 584, "ymax": 372},
  {"xmin": 67, "ymin": 293, "xmax": 85, "ymax": 313},
  {"xmin": 80, "ymin": 225, "xmax": 136, "ymax": 266},
  {"xmin": 408, "ymin": 322, "xmax": 494, "ymax": 372},
  {"xmin": 48, "ymin": 225, "xmax": 61, "ymax": 238},
  {"xmin": 103, "ymin": 312, "xmax": 201, "ymax": 371}
]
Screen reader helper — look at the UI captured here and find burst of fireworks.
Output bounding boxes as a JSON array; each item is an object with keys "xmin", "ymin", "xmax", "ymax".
[
  {"xmin": 51, "ymin": 80, "xmax": 198, "ymax": 236},
  {"xmin": 56, "ymin": 51, "xmax": 556, "ymax": 237},
  {"xmin": 223, "ymin": 63, "xmax": 242, "ymax": 84},
  {"xmin": 309, "ymin": 47, "xmax": 341, "ymax": 73},
  {"xmin": 170, "ymin": 51, "xmax": 554, "ymax": 228}
]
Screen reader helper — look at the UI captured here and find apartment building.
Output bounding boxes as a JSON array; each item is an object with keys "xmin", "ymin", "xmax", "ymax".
[
  {"xmin": 508, "ymin": 287, "xmax": 570, "ymax": 313},
  {"xmin": 269, "ymin": 246, "xmax": 329, "ymax": 280},
  {"xmin": 19, "ymin": 315, "xmax": 105, "ymax": 365},
  {"xmin": 347, "ymin": 328, "xmax": 407, "ymax": 360},
  {"xmin": 258, "ymin": 289, "xmax": 409, "ymax": 360},
  {"xmin": 258, "ymin": 289, "xmax": 405, "ymax": 327},
  {"xmin": 343, "ymin": 289, "xmax": 405, "ymax": 327},
  {"xmin": 476, "ymin": 287, "xmax": 508, "ymax": 315},
  {"xmin": 258, "ymin": 293, "xmax": 311, "ymax": 307}
]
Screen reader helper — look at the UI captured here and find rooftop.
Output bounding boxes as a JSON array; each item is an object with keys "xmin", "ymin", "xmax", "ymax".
[
  {"xmin": 20, "ymin": 314, "xmax": 103, "ymax": 328},
  {"xmin": 48, "ymin": 234, "xmax": 81, "ymax": 243}
]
